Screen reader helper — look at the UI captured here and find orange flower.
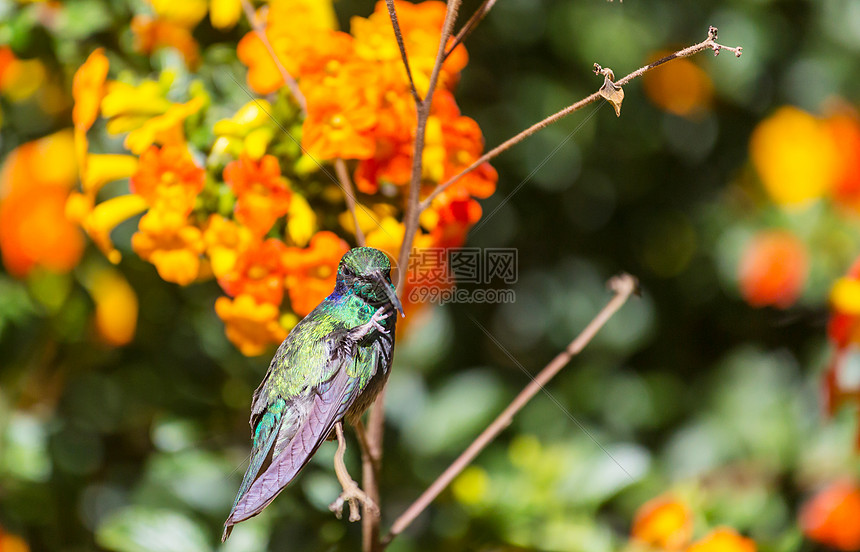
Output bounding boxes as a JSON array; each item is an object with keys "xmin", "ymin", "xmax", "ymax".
[
  {"xmin": 630, "ymin": 495, "xmax": 693, "ymax": 551},
  {"xmin": 219, "ymin": 238, "xmax": 288, "ymax": 305},
  {"xmin": 131, "ymin": 15, "xmax": 200, "ymax": 69},
  {"xmin": 237, "ymin": 0, "xmax": 343, "ymax": 93},
  {"xmin": 643, "ymin": 52, "xmax": 713, "ymax": 117},
  {"xmin": 0, "ymin": 185, "xmax": 85, "ymax": 277},
  {"xmin": 302, "ymin": 73, "xmax": 378, "ymax": 160},
  {"xmin": 203, "ymin": 214, "xmax": 254, "ymax": 279},
  {"xmin": 0, "ymin": 132, "xmax": 84, "ymax": 277},
  {"xmin": 131, "ymin": 209, "xmax": 205, "ymax": 285},
  {"xmin": 351, "ymin": 1, "xmax": 467, "ymax": 96},
  {"xmin": 425, "ymin": 197, "xmax": 482, "ymax": 249},
  {"xmin": 0, "ymin": 527, "xmax": 29, "ymax": 552},
  {"xmin": 223, "ymin": 154, "xmax": 291, "ymax": 237},
  {"xmin": 800, "ymin": 480, "xmax": 860, "ymax": 551},
  {"xmin": 686, "ymin": 527, "xmax": 756, "ymax": 552},
  {"xmin": 282, "ymin": 231, "xmax": 348, "ymax": 316},
  {"xmin": 130, "ymin": 144, "xmax": 205, "ymax": 215},
  {"xmin": 827, "ymin": 112, "xmax": 860, "ymax": 213},
  {"xmin": 737, "ymin": 230, "xmax": 808, "ymax": 308},
  {"xmin": 215, "ymin": 294, "xmax": 288, "ymax": 356},
  {"xmin": 236, "ymin": 32, "xmax": 286, "ymax": 95}
]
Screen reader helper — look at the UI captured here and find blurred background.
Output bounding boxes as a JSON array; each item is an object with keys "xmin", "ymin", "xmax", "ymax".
[{"xmin": 2, "ymin": 0, "xmax": 860, "ymax": 551}]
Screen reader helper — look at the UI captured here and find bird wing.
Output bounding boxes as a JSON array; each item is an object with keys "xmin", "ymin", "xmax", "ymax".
[{"xmin": 222, "ymin": 321, "xmax": 363, "ymax": 538}]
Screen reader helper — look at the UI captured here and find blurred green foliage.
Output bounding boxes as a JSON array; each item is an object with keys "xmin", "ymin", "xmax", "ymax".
[{"xmin": 2, "ymin": 0, "xmax": 860, "ymax": 551}]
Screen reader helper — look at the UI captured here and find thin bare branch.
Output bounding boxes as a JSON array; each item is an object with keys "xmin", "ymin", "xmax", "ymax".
[
  {"xmin": 395, "ymin": 0, "xmax": 462, "ymax": 294},
  {"xmin": 420, "ymin": 25, "xmax": 742, "ymax": 210},
  {"xmin": 384, "ymin": 0, "xmax": 422, "ymax": 104},
  {"xmin": 615, "ymin": 26, "xmax": 742, "ymax": 87},
  {"xmin": 335, "ymin": 159, "xmax": 366, "ymax": 247},
  {"xmin": 239, "ymin": 0, "xmax": 306, "ymax": 113},
  {"xmin": 358, "ymin": 390, "xmax": 386, "ymax": 552},
  {"xmin": 444, "ymin": 0, "xmax": 497, "ymax": 61},
  {"xmin": 381, "ymin": 273, "xmax": 639, "ymax": 547}
]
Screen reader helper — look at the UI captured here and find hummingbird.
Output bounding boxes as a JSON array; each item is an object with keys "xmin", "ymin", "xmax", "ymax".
[{"xmin": 222, "ymin": 246, "xmax": 404, "ymax": 541}]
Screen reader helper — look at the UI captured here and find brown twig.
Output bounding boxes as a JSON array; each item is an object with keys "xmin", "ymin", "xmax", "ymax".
[
  {"xmin": 335, "ymin": 159, "xmax": 366, "ymax": 247},
  {"xmin": 419, "ymin": 25, "xmax": 742, "ymax": 209},
  {"xmin": 443, "ymin": 0, "xmax": 497, "ymax": 61},
  {"xmin": 358, "ymin": 391, "xmax": 385, "ymax": 552},
  {"xmin": 361, "ymin": 4, "xmax": 462, "ymax": 551},
  {"xmin": 384, "ymin": 0, "xmax": 422, "ymax": 104},
  {"xmin": 239, "ymin": 0, "xmax": 306, "ymax": 113},
  {"xmin": 381, "ymin": 273, "xmax": 639, "ymax": 547},
  {"xmin": 395, "ymin": 0, "xmax": 462, "ymax": 294}
]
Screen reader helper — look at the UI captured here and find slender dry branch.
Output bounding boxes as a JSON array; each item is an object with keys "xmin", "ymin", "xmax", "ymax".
[
  {"xmin": 395, "ymin": 0, "xmax": 462, "ymax": 294},
  {"xmin": 381, "ymin": 273, "xmax": 639, "ymax": 547},
  {"xmin": 364, "ymin": 4, "xmax": 462, "ymax": 551},
  {"xmin": 419, "ymin": 25, "xmax": 742, "ymax": 210},
  {"xmin": 239, "ymin": 0, "xmax": 306, "ymax": 113},
  {"xmin": 335, "ymin": 159, "xmax": 366, "ymax": 247},
  {"xmin": 358, "ymin": 390, "xmax": 386, "ymax": 552},
  {"xmin": 444, "ymin": 0, "xmax": 497, "ymax": 61},
  {"xmin": 384, "ymin": 0, "xmax": 422, "ymax": 104}
]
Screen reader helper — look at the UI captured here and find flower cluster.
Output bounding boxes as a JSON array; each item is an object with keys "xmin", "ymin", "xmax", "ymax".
[
  {"xmin": 735, "ymin": 105, "xmax": 860, "ymax": 310},
  {"xmin": 67, "ymin": 0, "xmax": 497, "ymax": 355},
  {"xmin": 630, "ymin": 494, "xmax": 756, "ymax": 552}
]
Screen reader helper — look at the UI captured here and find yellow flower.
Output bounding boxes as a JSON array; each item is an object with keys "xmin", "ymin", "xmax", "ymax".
[
  {"xmin": 750, "ymin": 106, "xmax": 839, "ymax": 207},
  {"xmin": 149, "ymin": 0, "xmax": 208, "ymax": 27},
  {"xmin": 124, "ymin": 95, "xmax": 206, "ymax": 154},
  {"xmin": 82, "ymin": 154, "xmax": 139, "ymax": 195},
  {"xmin": 212, "ymin": 99, "xmax": 276, "ymax": 160},
  {"xmin": 72, "ymin": 48, "xmax": 110, "ymax": 170},
  {"xmin": 210, "ymin": 0, "xmax": 242, "ymax": 30},
  {"xmin": 101, "ymin": 79, "xmax": 173, "ymax": 131},
  {"xmin": 338, "ymin": 203, "xmax": 396, "ymax": 238},
  {"xmin": 287, "ymin": 193, "xmax": 317, "ymax": 247},
  {"xmin": 68, "ymin": 193, "xmax": 149, "ymax": 264},
  {"xmin": 203, "ymin": 214, "xmax": 254, "ymax": 279},
  {"xmin": 831, "ymin": 277, "xmax": 860, "ymax": 316},
  {"xmin": 215, "ymin": 294, "xmax": 288, "ymax": 356},
  {"xmin": 72, "ymin": 48, "xmax": 109, "ymax": 133},
  {"xmin": 131, "ymin": 209, "xmax": 205, "ymax": 284},
  {"xmin": 87, "ymin": 267, "xmax": 138, "ymax": 346}
]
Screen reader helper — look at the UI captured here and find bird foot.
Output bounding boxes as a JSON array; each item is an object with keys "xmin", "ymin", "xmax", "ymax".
[
  {"xmin": 369, "ymin": 306, "xmax": 392, "ymax": 334},
  {"xmin": 349, "ymin": 306, "xmax": 392, "ymax": 341},
  {"xmin": 329, "ymin": 480, "xmax": 379, "ymax": 522}
]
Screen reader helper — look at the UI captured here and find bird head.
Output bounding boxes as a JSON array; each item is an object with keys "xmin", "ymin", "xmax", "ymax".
[{"xmin": 337, "ymin": 247, "xmax": 405, "ymax": 317}]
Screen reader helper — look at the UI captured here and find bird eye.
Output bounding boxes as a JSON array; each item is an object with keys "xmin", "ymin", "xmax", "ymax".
[{"xmin": 342, "ymin": 267, "xmax": 354, "ymax": 277}]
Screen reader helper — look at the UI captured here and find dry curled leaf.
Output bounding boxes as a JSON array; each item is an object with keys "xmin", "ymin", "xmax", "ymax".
[
  {"xmin": 599, "ymin": 75, "xmax": 624, "ymax": 117},
  {"xmin": 594, "ymin": 64, "xmax": 624, "ymax": 117}
]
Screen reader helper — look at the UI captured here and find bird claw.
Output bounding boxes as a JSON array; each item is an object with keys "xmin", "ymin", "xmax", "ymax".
[
  {"xmin": 329, "ymin": 482, "xmax": 379, "ymax": 522},
  {"xmin": 369, "ymin": 306, "xmax": 392, "ymax": 334},
  {"xmin": 348, "ymin": 306, "xmax": 392, "ymax": 342}
]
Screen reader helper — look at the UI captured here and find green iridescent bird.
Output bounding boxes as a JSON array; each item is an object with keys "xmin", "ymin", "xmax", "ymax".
[{"xmin": 222, "ymin": 247, "xmax": 404, "ymax": 541}]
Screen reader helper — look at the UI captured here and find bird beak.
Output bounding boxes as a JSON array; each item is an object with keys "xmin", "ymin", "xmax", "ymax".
[{"xmin": 374, "ymin": 271, "xmax": 405, "ymax": 317}]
